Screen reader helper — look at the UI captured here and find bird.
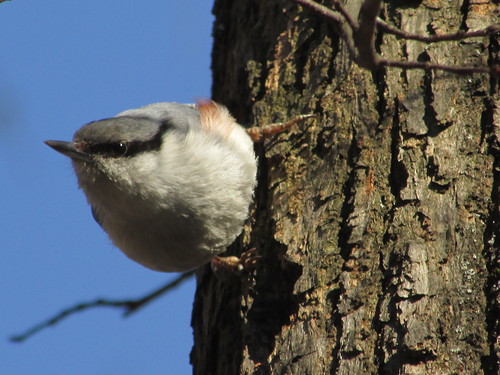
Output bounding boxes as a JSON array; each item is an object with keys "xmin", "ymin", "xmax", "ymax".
[{"xmin": 45, "ymin": 101, "xmax": 258, "ymax": 272}]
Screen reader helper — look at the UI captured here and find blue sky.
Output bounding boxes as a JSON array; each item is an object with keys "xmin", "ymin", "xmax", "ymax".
[{"xmin": 1, "ymin": 1, "xmax": 214, "ymax": 373}]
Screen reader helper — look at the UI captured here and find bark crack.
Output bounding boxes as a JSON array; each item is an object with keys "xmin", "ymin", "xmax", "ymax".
[
  {"xmin": 481, "ymin": 97, "xmax": 500, "ymax": 375},
  {"xmin": 337, "ymin": 126, "xmax": 362, "ymax": 260},
  {"xmin": 388, "ymin": 98, "xmax": 409, "ymax": 204}
]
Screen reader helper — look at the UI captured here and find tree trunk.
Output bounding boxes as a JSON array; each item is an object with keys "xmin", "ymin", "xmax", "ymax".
[{"xmin": 191, "ymin": 1, "xmax": 499, "ymax": 374}]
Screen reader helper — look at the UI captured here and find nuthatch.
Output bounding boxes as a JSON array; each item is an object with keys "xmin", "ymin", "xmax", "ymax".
[{"xmin": 45, "ymin": 101, "xmax": 312, "ymax": 272}]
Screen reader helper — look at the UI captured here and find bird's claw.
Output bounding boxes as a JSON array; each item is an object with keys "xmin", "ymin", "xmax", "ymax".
[
  {"xmin": 246, "ymin": 114, "xmax": 316, "ymax": 142},
  {"xmin": 211, "ymin": 248, "xmax": 261, "ymax": 273}
]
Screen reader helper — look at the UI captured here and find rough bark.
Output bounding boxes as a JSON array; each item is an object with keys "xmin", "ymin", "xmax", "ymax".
[{"xmin": 191, "ymin": 1, "xmax": 499, "ymax": 374}]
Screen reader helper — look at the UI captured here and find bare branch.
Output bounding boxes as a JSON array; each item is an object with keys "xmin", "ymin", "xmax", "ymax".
[
  {"xmin": 376, "ymin": 19, "xmax": 500, "ymax": 43},
  {"xmin": 291, "ymin": 0, "xmax": 358, "ymax": 62},
  {"xmin": 330, "ymin": 0, "xmax": 358, "ymax": 32},
  {"xmin": 292, "ymin": 0, "xmax": 342, "ymax": 24},
  {"xmin": 354, "ymin": 0, "xmax": 383, "ymax": 70},
  {"xmin": 10, "ymin": 271, "xmax": 195, "ymax": 343},
  {"xmin": 380, "ymin": 59, "xmax": 498, "ymax": 76},
  {"xmin": 289, "ymin": 0, "xmax": 499, "ymax": 76}
]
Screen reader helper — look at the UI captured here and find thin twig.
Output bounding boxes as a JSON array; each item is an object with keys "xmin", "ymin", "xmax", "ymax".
[
  {"xmin": 376, "ymin": 19, "xmax": 500, "ymax": 43},
  {"xmin": 330, "ymin": 0, "xmax": 358, "ymax": 31},
  {"xmin": 292, "ymin": 0, "xmax": 344, "ymax": 24},
  {"xmin": 380, "ymin": 59, "xmax": 498, "ymax": 75},
  {"xmin": 291, "ymin": 0, "xmax": 358, "ymax": 62},
  {"xmin": 355, "ymin": 0, "xmax": 383, "ymax": 69},
  {"xmin": 10, "ymin": 271, "xmax": 195, "ymax": 343},
  {"xmin": 290, "ymin": 0, "xmax": 499, "ymax": 76}
]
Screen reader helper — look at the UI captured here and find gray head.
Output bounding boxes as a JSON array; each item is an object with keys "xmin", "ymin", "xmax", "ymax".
[{"xmin": 45, "ymin": 103, "xmax": 200, "ymax": 163}]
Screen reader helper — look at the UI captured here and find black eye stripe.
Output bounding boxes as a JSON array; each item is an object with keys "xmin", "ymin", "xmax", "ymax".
[
  {"xmin": 89, "ymin": 139, "xmax": 158, "ymax": 158},
  {"xmin": 78, "ymin": 117, "xmax": 172, "ymax": 158}
]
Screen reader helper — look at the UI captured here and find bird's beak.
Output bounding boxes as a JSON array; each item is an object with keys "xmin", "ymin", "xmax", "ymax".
[{"xmin": 44, "ymin": 140, "xmax": 91, "ymax": 162}]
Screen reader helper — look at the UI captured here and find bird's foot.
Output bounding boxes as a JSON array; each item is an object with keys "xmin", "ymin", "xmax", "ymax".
[
  {"xmin": 211, "ymin": 248, "xmax": 261, "ymax": 273},
  {"xmin": 246, "ymin": 114, "xmax": 316, "ymax": 142}
]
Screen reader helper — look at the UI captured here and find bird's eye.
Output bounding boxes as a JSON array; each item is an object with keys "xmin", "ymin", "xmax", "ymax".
[
  {"xmin": 112, "ymin": 142, "xmax": 128, "ymax": 157},
  {"xmin": 90, "ymin": 142, "xmax": 130, "ymax": 157}
]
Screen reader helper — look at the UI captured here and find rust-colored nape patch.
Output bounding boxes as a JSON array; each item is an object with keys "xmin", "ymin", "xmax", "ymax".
[{"xmin": 197, "ymin": 100, "xmax": 235, "ymax": 141}]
